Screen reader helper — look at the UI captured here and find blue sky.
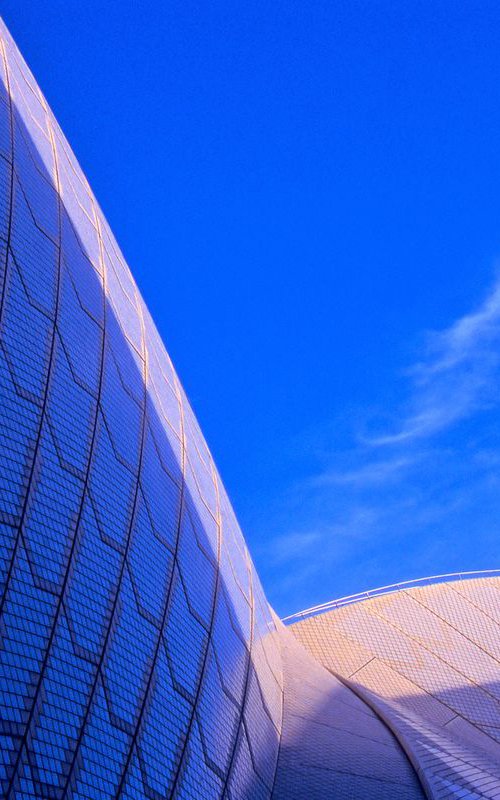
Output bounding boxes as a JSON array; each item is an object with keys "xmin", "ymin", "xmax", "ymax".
[{"xmin": 5, "ymin": 1, "xmax": 500, "ymax": 617}]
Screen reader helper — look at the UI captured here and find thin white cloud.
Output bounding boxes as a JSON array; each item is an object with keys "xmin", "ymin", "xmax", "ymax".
[
  {"xmin": 260, "ymin": 273, "xmax": 500, "ymax": 614},
  {"xmin": 310, "ymin": 456, "xmax": 415, "ymax": 487},
  {"xmin": 265, "ymin": 530, "xmax": 321, "ymax": 565},
  {"xmin": 368, "ymin": 276, "xmax": 500, "ymax": 446}
]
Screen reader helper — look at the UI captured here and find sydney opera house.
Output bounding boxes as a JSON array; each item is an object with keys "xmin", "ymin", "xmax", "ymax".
[{"xmin": 0, "ymin": 17, "xmax": 499, "ymax": 800}]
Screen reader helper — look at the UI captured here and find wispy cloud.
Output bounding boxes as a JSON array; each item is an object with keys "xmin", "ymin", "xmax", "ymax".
[
  {"xmin": 309, "ymin": 456, "xmax": 415, "ymax": 487},
  {"xmin": 368, "ymin": 276, "xmax": 500, "ymax": 446},
  {"xmin": 259, "ymin": 274, "xmax": 500, "ymax": 615},
  {"xmin": 265, "ymin": 530, "xmax": 322, "ymax": 565}
]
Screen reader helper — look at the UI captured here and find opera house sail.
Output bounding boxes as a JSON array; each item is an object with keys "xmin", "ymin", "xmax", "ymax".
[{"xmin": 0, "ymin": 17, "xmax": 499, "ymax": 800}]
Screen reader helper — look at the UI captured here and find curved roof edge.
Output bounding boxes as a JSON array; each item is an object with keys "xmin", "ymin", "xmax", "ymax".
[{"xmin": 282, "ymin": 569, "xmax": 500, "ymax": 624}]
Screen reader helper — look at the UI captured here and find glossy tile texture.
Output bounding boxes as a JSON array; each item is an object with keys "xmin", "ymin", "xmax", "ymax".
[
  {"xmin": 291, "ymin": 577, "xmax": 500, "ymax": 799},
  {"xmin": 0, "ymin": 19, "xmax": 283, "ymax": 799},
  {"xmin": 272, "ymin": 627, "xmax": 425, "ymax": 800},
  {"xmin": 1, "ymin": 17, "xmax": 496, "ymax": 800}
]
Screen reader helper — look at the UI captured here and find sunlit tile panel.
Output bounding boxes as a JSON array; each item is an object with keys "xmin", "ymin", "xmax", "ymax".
[
  {"xmin": 272, "ymin": 626, "xmax": 425, "ymax": 800},
  {"xmin": 291, "ymin": 577, "xmax": 500, "ymax": 799},
  {"xmin": 0, "ymin": 18, "xmax": 284, "ymax": 799}
]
